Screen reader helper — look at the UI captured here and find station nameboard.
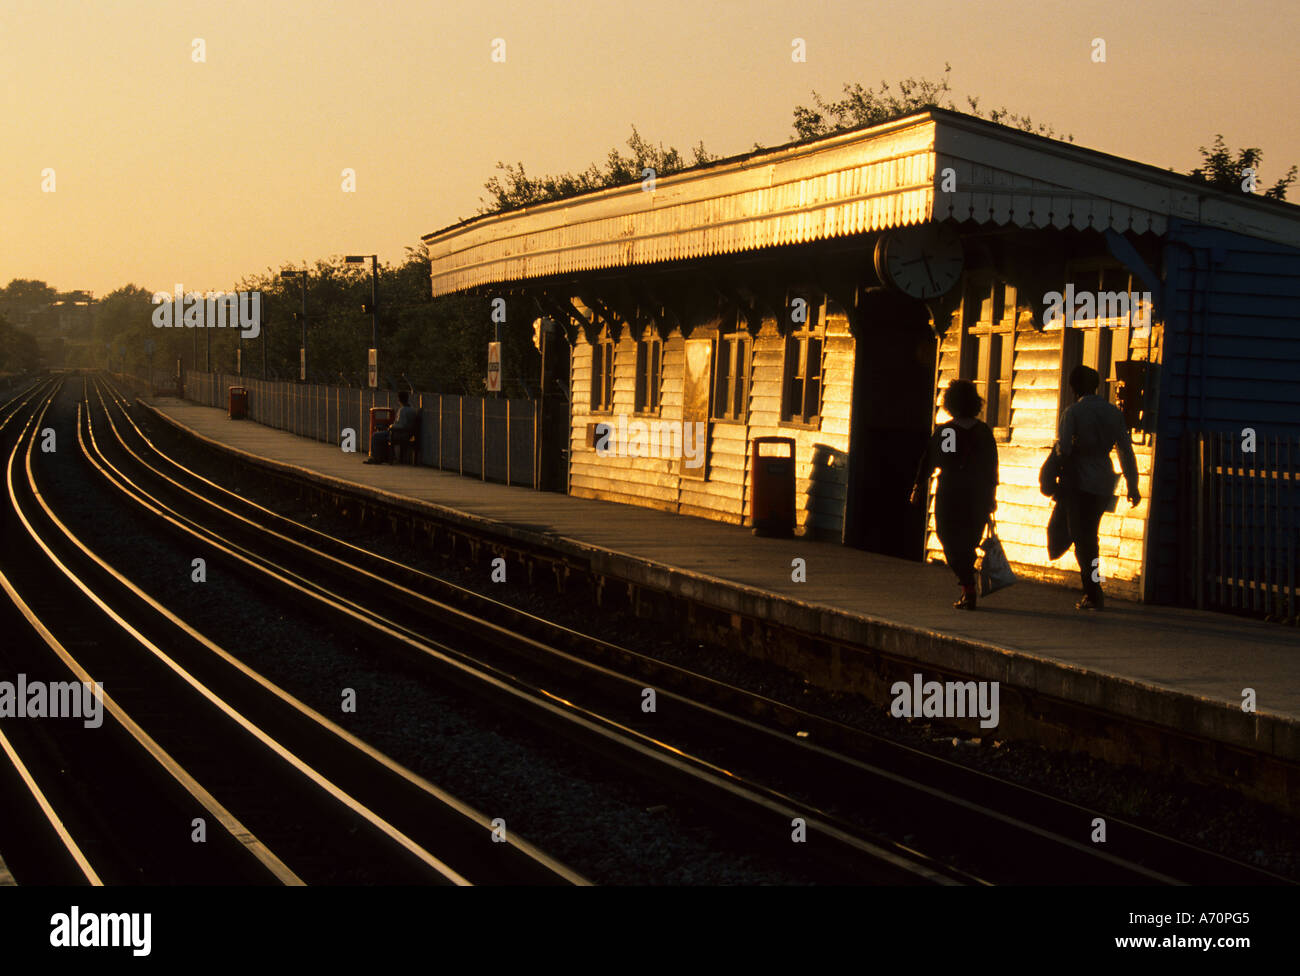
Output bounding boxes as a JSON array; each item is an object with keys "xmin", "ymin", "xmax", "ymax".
[{"xmin": 486, "ymin": 341, "xmax": 502, "ymax": 392}]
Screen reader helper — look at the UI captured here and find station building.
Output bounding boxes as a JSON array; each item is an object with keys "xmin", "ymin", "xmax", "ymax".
[{"xmin": 423, "ymin": 108, "xmax": 1300, "ymax": 605}]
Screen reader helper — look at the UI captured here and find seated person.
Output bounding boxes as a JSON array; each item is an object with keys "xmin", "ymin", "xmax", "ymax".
[{"xmin": 365, "ymin": 391, "xmax": 419, "ymax": 464}]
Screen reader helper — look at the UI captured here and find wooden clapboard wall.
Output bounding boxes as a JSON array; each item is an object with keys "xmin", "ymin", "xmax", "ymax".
[
  {"xmin": 569, "ymin": 328, "xmax": 686, "ymax": 513},
  {"xmin": 567, "ymin": 296, "xmax": 855, "ymax": 538},
  {"xmin": 924, "ymin": 275, "xmax": 1157, "ymax": 597},
  {"xmin": 741, "ymin": 307, "xmax": 855, "ymax": 538}
]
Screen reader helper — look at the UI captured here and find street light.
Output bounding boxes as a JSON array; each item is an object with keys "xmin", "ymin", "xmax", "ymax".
[
  {"xmin": 345, "ymin": 254, "xmax": 378, "ymax": 388},
  {"xmin": 280, "ymin": 269, "xmax": 309, "ymax": 382}
]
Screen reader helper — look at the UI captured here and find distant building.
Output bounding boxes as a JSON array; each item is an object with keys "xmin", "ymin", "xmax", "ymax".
[
  {"xmin": 424, "ymin": 108, "xmax": 1300, "ymax": 607},
  {"xmin": 51, "ymin": 295, "xmax": 96, "ymax": 336}
]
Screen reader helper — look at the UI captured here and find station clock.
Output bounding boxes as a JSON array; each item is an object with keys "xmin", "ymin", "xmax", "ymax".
[{"xmin": 873, "ymin": 224, "xmax": 965, "ymax": 300}]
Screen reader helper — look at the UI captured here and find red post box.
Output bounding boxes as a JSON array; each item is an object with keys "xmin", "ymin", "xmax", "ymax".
[
  {"xmin": 750, "ymin": 436, "xmax": 796, "ymax": 537},
  {"xmin": 369, "ymin": 406, "xmax": 395, "ymax": 462},
  {"xmin": 228, "ymin": 386, "xmax": 248, "ymax": 420},
  {"xmin": 369, "ymin": 406, "xmax": 394, "ymax": 438}
]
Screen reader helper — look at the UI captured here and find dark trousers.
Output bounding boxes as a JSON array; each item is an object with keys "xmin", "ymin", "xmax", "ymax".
[
  {"xmin": 388, "ymin": 427, "xmax": 415, "ymax": 461},
  {"xmin": 1067, "ymin": 491, "xmax": 1109, "ymax": 597},
  {"xmin": 371, "ymin": 427, "xmax": 413, "ymax": 463},
  {"xmin": 937, "ymin": 511, "xmax": 984, "ymax": 589}
]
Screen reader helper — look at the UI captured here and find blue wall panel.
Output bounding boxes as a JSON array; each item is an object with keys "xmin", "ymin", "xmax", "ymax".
[{"xmin": 1148, "ymin": 219, "xmax": 1300, "ymax": 603}]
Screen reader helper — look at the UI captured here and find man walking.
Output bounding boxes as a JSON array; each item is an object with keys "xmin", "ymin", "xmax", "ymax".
[{"xmin": 1058, "ymin": 365, "xmax": 1140, "ymax": 609}]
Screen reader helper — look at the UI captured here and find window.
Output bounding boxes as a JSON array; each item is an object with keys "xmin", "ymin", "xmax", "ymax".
[
  {"xmin": 712, "ymin": 314, "xmax": 752, "ymax": 422},
  {"xmin": 781, "ymin": 297, "xmax": 823, "ymax": 425},
  {"xmin": 634, "ymin": 334, "xmax": 662, "ymax": 414},
  {"xmin": 1058, "ymin": 264, "xmax": 1144, "ymax": 408},
  {"xmin": 590, "ymin": 329, "xmax": 614, "ymax": 412},
  {"xmin": 958, "ymin": 276, "xmax": 1016, "ymax": 436}
]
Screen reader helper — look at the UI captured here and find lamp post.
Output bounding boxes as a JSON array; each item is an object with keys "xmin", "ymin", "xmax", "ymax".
[
  {"xmin": 280, "ymin": 269, "xmax": 308, "ymax": 382},
  {"xmin": 345, "ymin": 254, "xmax": 378, "ymax": 388}
]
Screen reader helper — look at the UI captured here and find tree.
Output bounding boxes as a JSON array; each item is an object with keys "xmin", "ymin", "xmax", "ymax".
[
  {"xmin": 477, "ymin": 67, "xmax": 1074, "ymax": 216},
  {"xmin": 0, "ymin": 316, "xmax": 41, "ymax": 371},
  {"xmin": 1188, "ymin": 135, "xmax": 1297, "ymax": 201},
  {"xmin": 792, "ymin": 63, "xmax": 1072, "ymax": 142},
  {"xmin": 479, "ymin": 126, "xmax": 717, "ymax": 214},
  {"xmin": 94, "ymin": 284, "xmax": 155, "ymax": 366},
  {"xmin": 192, "ymin": 245, "xmax": 532, "ymax": 392},
  {"xmin": 1, "ymin": 279, "xmax": 57, "ymax": 308}
]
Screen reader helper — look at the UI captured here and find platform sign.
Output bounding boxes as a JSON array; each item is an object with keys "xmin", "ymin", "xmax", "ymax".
[
  {"xmin": 367, "ymin": 347, "xmax": 377, "ymax": 389},
  {"xmin": 486, "ymin": 341, "xmax": 502, "ymax": 392},
  {"xmin": 300, "ymin": 347, "xmax": 306, "ymax": 381}
]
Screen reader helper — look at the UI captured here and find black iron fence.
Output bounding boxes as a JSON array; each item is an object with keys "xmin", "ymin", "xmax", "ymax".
[
  {"xmin": 181, "ymin": 371, "xmax": 549, "ymax": 489},
  {"xmin": 1181, "ymin": 430, "xmax": 1299, "ymax": 619}
]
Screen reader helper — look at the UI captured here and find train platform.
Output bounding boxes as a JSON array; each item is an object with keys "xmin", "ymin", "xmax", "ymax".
[{"xmin": 140, "ymin": 396, "xmax": 1300, "ymax": 777}]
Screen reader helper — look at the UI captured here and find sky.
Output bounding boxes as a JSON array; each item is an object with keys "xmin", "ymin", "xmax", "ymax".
[{"xmin": 3, "ymin": 0, "xmax": 1298, "ymax": 299}]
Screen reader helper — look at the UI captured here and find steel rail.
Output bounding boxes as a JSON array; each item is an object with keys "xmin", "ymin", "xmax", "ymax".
[
  {"xmin": 108, "ymin": 379, "xmax": 1294, "ymax": 886},
  {"xmin": 16, "ymin": 387, "xmax": 470, "ymax": 885},
  {"xmin": 50, "ymin": 389, "xmax": 587, "ymax": 885},
  {"xmin": 3, "ymin": 384, "xmax": 305, "ymax": 884},
  {"xmin": 85, "ymin": 381, "xmax": 960, "ymax": 884},
  {"xmin": 100, "ymin": 380, "xmax": 1276, "ymax": 884},
  {"xmin": 68, "ymin": 390, "xmax": 583, "ymax": 885},
  {"xmin": 0, "ymin": 378, "xmax": 103, "ymax": 884}
]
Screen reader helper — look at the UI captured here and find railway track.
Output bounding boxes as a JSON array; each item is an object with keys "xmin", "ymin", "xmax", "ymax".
[
  {"xmin": 92, "ymin": 374, "xmax": 1291, "ymax": 885},
  {"xmin": 0, "ymin": 378, "xmax": 121, "ymax": 885},
  {"xmin": 1, "ymin": 378, "xmax": 583, "ymax": 886},
  {"xmin": 79, "ymin": 375, "xmax": 955, "ymax": 884}
]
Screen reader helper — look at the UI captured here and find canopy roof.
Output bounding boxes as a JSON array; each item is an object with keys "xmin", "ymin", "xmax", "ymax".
[{"xmin": 424, "ymin": 108, "xmax": 1300, "ymax": 297}]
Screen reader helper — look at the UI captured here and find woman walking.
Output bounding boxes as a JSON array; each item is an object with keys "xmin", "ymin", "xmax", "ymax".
[{"xmin": 910, "ymin": 379, "xmax": 999, "ymax": 610}]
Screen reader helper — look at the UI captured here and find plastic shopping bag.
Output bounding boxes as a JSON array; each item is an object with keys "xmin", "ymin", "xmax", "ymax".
[{"xmin": 978, "ymin": 525, "xmax": 1017, "ymax": 597}]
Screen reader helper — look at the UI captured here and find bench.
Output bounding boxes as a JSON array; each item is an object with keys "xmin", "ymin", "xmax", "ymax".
[{"xmin": 390, "ymin": 413, "xmax": 421, "ymax": 465}]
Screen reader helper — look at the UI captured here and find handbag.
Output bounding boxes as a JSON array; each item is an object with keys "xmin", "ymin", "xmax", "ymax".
[
  {"xmin": 1046, "ymin": 500, "xmax": 1072, "ymax": 560},
  {"xmin": 1039, "ymin": 447, "xmax": 1062, "ymax": 497},
  {"xmin": 977, "ymin": 520, "xmax": 1017, "ymax": 596}
]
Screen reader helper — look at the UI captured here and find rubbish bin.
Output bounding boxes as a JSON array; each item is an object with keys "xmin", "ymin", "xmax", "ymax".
[
  {"xmin": 750, "ymin": 436, "xmax": 795, "ymax": 537},
  {"xmin": 369, "ymin": 406, "xmax": 394, "ymax": 462},
  {"xmin": 228, "ymin": 386, "xmax": 248, "ymax": 420}
]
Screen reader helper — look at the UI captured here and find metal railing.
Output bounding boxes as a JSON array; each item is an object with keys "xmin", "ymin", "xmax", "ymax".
[
  {"xmin": 1182, "ymin": 430, "xmax": 1298, "ymax": 619},
  {"xmin": 182, "ymin": 371, "xmax": 542, "ymax": 488}
]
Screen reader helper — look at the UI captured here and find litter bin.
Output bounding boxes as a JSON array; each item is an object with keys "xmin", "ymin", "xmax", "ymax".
[
  {"xmin": 228, "ymin": 386, "xmax": 248, "ymax": 420},
  {"xmin": 750, "ymin": 436, "xmax": 795, "ymax": 537},
  {"xmin": 368, "ymin": 406, "xmax": 394, "ymax": 462}
]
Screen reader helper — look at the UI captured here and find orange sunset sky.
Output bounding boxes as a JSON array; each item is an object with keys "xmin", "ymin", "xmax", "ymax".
[{"xmin": 3, "ymin": 0, "xmax": 1298, "ymax": 298}]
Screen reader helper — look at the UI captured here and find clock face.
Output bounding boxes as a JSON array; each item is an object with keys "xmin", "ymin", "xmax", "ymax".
[{"xmin": 874, "ymin": 224, "xmax": 964, "ymax": 299}]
